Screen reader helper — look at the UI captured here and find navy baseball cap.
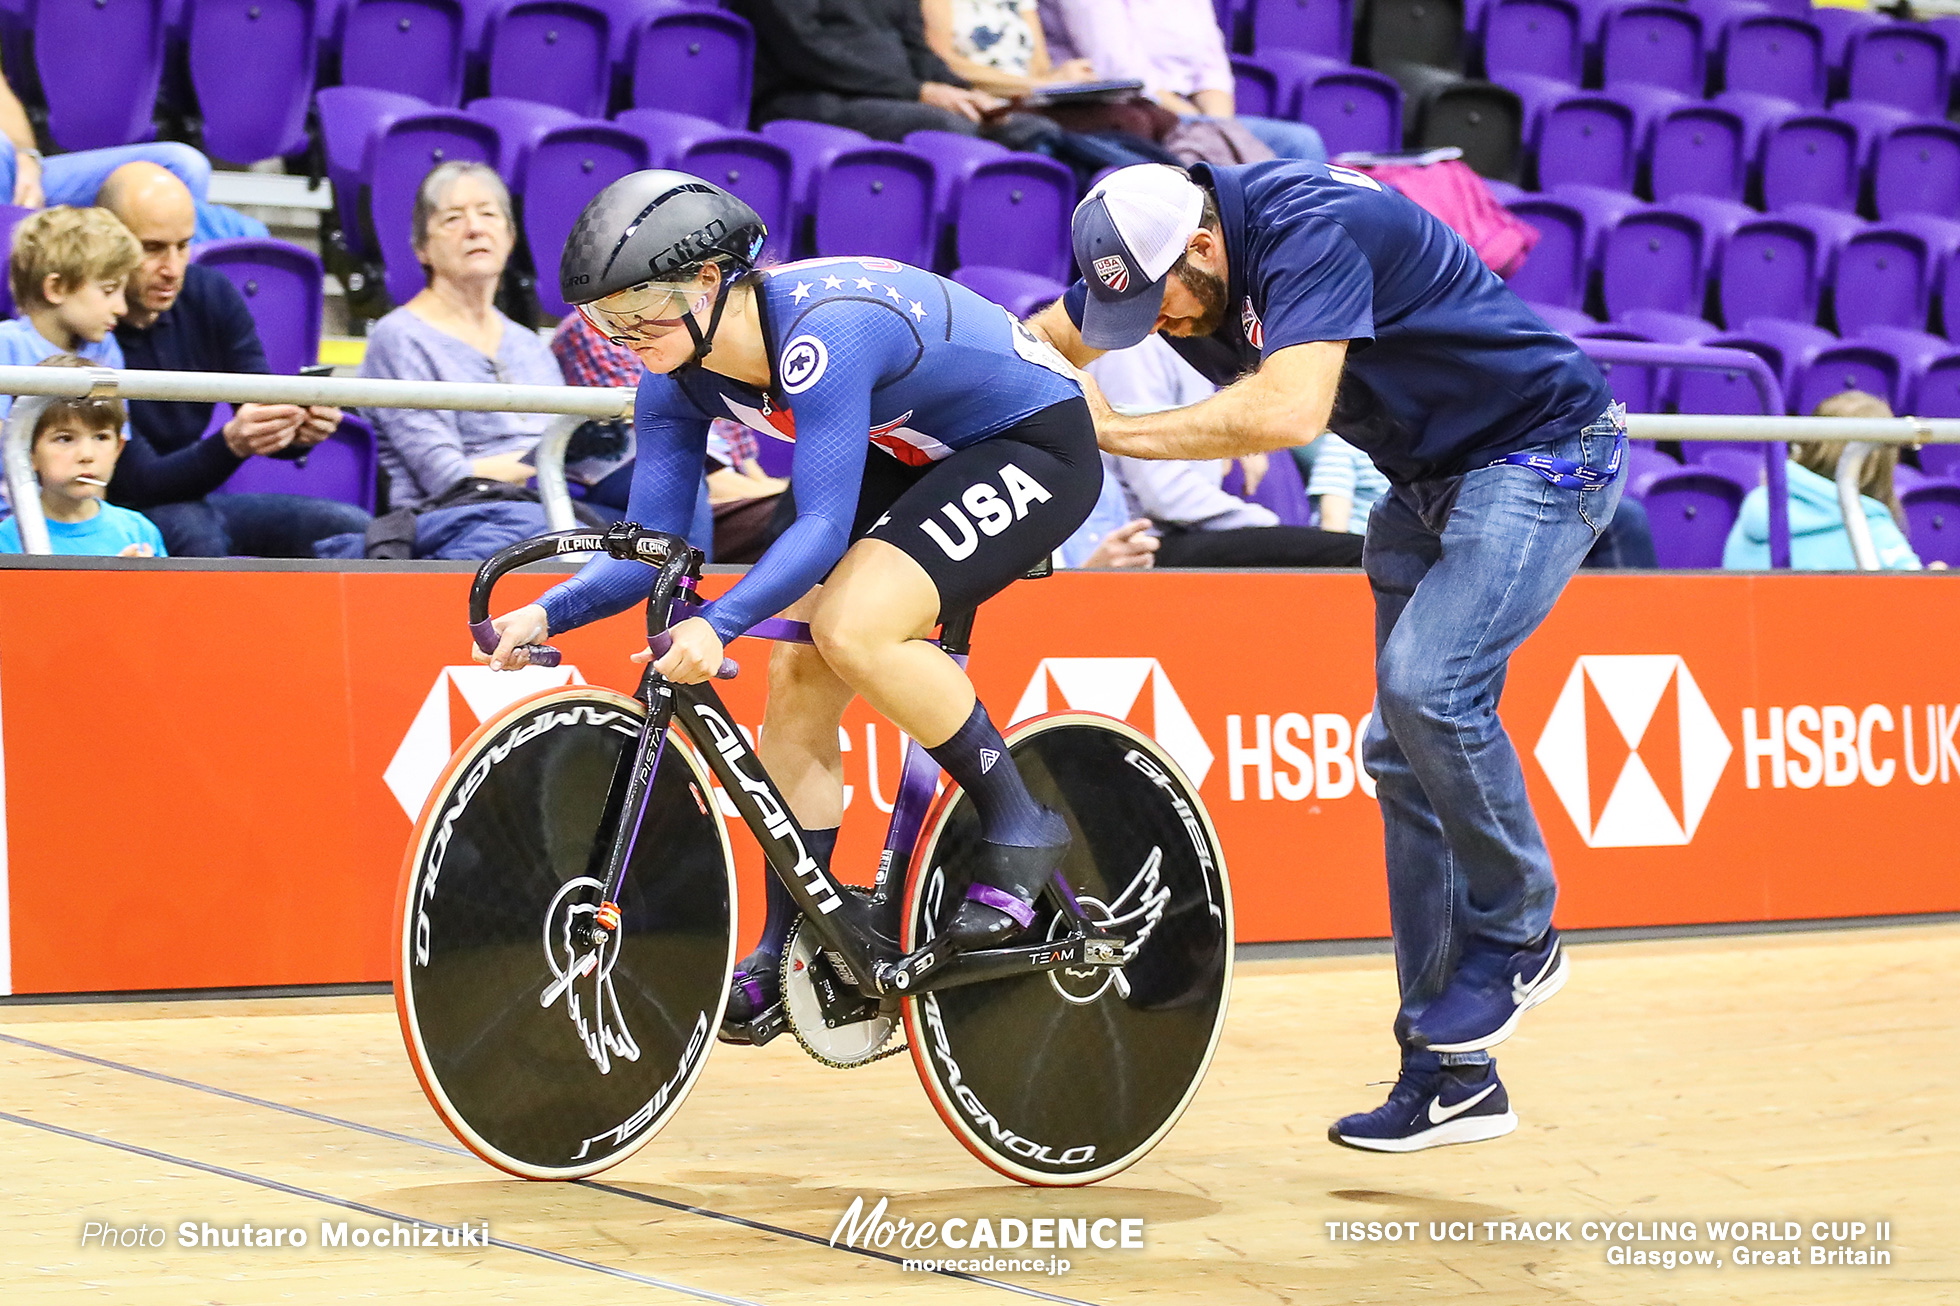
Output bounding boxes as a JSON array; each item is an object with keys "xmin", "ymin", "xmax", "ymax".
[{"xmin": 1071, "ymin": 165, "xmax": 1207, "ymax": 350}]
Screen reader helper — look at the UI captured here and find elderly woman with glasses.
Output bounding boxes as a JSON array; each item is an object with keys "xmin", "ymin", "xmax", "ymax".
[{"xmin": 359, "ymin": 161, "xmax": 601, "ymax": 511}]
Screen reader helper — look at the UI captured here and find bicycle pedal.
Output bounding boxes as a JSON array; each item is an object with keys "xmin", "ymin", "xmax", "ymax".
[{"xmin": 717, "ymin": 1003, "xmax": 788, "ymax": 1047}]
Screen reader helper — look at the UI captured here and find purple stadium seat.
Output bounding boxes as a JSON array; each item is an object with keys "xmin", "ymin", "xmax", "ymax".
[
  {"xmin": 1674, "ymin": 333, "xmax": 1786, "ymax": 413},
  {"xmin": 1508, "ymin": 197, "xmax": 1592, "ymax": 309},
  {"xmin": 1709, "ymin": 87, "xmax": 1799, "ymax": 155},
  {"xmin": 1892, "ymin": 461, "xmax": 1928, "ymax": 492},
  {"xmin": 677, "ymin": 134, "xmax": 794, "ymax": 258},
  {"xmin": 1251, "ymin": 0, "xmax": 1352, "ymax": 60},
  {"xmin": 1829, "ymin": 97, "xmax": 1917, "ymax": 178},
  {"xmin": 1292, "ymin": 61, "xmax": 1405, "ymax": 155},
  {"xmin": 370, "ymin": 111, "xmax": 501, "ymax": 304},
  {"xmin": 1720, "ymin": 214, "xmax": 1828, "ymax": 327},
  {"xmin": 189, "ymin": 0, "xmax": 317, "ymax": 162},
  {"xmin": 37, "ymin": 0, "xmax": 165, "ymax": 150},
  {"xmin": 1871, "ymin": 121, "xmax": 1960, "ymax": 222},
  {"xmin": 1833, "ymin": 226, "xmax": 1932, "ymax": 337},
  {"xmin": 485, "ymin": 0, "xmax": 612, "ymax": 117},
  {"xmin": 339, "ymin": 0, "xmax": 467, "ymax": 106},
  {"xmin": 1485, "ymin": 178, "xmax": 1528, "ymax": 204},
  {"xmin": 1601, "ymin": 206, "xmax": 1708, "ymax": 319},
  {"xmin": 951, "ymin": 266, "xmax": 1067, "ymax": 319},
  {"xmin": 190, "ymin": 238, "xmax": 324, "ymax": 375},
  {"xmin": 1720, "ymin": 14, "xmax": 1825, "ymax": 109},
  {"xmin": 1601, "ymin": 2, "xmax": 1706, "ymax": 95},
  {"xmin": 1737, "ymin": 314, "xmax": 1837, "ymax": 394},
  {"xmin": 1684, "ymin": 0, "xmax": 1766, "ymax": 36},
  {"xmin": 465, "ymin": 96, "xmax": 579, "ymax": 191},
  {"xmin": 211, "ymin": 415, "xmax": 379, "ymax": 512},
  {"xmin": 1795, "ymin": 341, "xmax": 1902, "ymax": 413},
  {"xmin": 1760, "ymin": 112, "xmax": 1859, "ymax": 212},
  {"xmin": 1901, "ymin": 482, "xmax": 1960, "ymax": 566},
  {"xmin": 1482, "ymin": 0, "xmax": 1584, "ymax": 87},
  {"xmin": 524, "ymin": 123, "xmax": 652, "ymax": 314},
  {"xmin": 1618, "ymin": 306, "xmax": 1720, "ymax": 341},
  {"xmin": 1232, "ymin": 56, "xmax": 1284, "ymax": 118},
  {"xmin": 760, "ymin": 119, "xmax": 872, "ymax": 209},
  {"xmin": 1641, "ymin": 466, "xmax": 1747, "ymax": 567},
  {"xmin": 1531, "ymin": 91, "xmax": 1641, "ymax": 191},
  {"xmin": 956, "ymin": 155, "xmax": 1077, "ymax": 281},
  {"xmin": 1650, "ymin": 102, "xmax": 1750, "ymax": 202},
  {"xmin": 1930, "ymin": 14, "xmax": 1960, "ymax": 83},
  {"xmin": 0, "ymin": 203, "xmax": 30, "ymax": 317},
  {"xmin": 1807, "ymin": 5, "xmax": 1883, "ymax": 79},
  {"xmin": 1627, "ymin": 442, "xmax": 1682, "ymax": 497},
  {"xmin": 1665, "ymin": 193, "xmax": 1754, "ymax": 266},
  {"xmin": 812, "ymin": 145, "xmax": 938, "ymax": 267},
  {"xmin": 1576, "ymin": 323, "xmax": 1665, "ymax": 410},
  {"xmin": 1845, "ymin": 25, "xmax": 1951, "ymax": 116},
  {"xmin": 902, "ymin": 130, "xmax": 1007, "ymax": 235},
  {"xmin": 615, "ymin": 106, "xmax": 727, "ymax": 166},
  {"xmin": 1855, "ymin": 324, "xmax": 1956, "ymax": 412},
  {"xmin": 627, "ymin": 9, "xmax": 754, "ymax": 129},
  {"xmin": 316, "ymin": 86, "xmax": 430, "ymax": 256},
  {"xmin": 1695, "ymin": 446, "xmax": 1766, "ymax": 485},
  {"xmin": 1526, "ymin": 300, "xmax": 1598, "ymax": 334}
]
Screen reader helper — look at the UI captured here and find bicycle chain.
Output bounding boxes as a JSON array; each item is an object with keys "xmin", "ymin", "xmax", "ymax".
[{"xmin": 780, "ymin": 893, "xmax": 909, "ymax": 1070}]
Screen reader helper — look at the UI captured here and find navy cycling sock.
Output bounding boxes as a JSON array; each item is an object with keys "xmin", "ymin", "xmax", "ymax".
[
  {"xmin": 927, "ymin": 703, "xmax": 1065, "ymax": 848},
  {"xmin": 752, "ymin": 825, "xmax": 838, "ymax": 963}
]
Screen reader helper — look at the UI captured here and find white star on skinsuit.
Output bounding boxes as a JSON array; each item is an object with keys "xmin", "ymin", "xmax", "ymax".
[
  {"xmin": 791, "ymin": 281, "xmax": 812, "ymax": 302},
  {"xmin": 822, "ymin": 275, "xmax": 844, "ymax": 289},
  {"xmin": 855, "ymin": 277, "xmax": 876, "ymax": 289},
  {"xmin": 908, "ymin": 300, "xmax": 926, "ymax": 320},
  {"xmin": 885, "ymin": 285, "xmax": 903, "ymax": 303}
]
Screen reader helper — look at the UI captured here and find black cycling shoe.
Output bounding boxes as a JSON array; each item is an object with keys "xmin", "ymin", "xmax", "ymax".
[
  {"xmin": 724, "ymin": 949, "xmax": 779, "ymax": 1025},
  {"xmin": 943, "ymin": 837, "xmax": 1071, "ymax": 951}
]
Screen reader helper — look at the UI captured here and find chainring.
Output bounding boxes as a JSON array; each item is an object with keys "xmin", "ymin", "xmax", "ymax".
[{"xmin": 780, "ymin": 891, "xmax": 904, "ymax": 1069}]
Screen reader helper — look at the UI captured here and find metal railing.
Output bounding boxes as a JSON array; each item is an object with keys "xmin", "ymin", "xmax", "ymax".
[
  {"xmin": 0, "ymin": 366, "xmax": 632, "ymax": 554},
  {"xmin": 3, "ymin": 361, "xmax": 1958, "ymax": 569}
]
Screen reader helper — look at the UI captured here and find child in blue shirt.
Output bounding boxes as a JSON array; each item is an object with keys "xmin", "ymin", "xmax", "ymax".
[
  {"xmin": 1, "ymin": 356, "xmax": 166, "ymax": 556},
  {"xmin": 0, "ymin": 206, "xmax": 138, "ymax": 423}
]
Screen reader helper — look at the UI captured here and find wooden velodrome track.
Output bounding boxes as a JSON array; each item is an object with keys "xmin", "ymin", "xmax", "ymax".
[{"xmin": 3, "ymin": 920, "xmax": 1953, "ymax": 1305}]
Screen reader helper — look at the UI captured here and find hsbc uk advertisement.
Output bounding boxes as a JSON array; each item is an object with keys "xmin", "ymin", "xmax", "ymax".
[{"xmin": 1, "ymin": 565, "xmax": 1955, "ymax": 993}]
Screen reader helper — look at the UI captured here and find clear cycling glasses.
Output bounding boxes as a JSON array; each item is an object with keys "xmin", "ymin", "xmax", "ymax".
[{"xmin": 577, "ymin": 280, "xmax": 707, "ymax": 345}]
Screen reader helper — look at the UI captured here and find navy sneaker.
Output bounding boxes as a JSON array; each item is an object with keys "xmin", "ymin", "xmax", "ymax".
[
  {"xmin": 1328, "ymin": 1061, "xmax": 1518, "ymax": 1153},
  {"xmin": 1409, "ymin": 927, "xmax": 1567, "ymax": 1054}
]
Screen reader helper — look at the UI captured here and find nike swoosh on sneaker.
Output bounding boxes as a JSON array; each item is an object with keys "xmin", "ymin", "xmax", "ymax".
[
  {"xmin": 1428, "ymin": 1083, "xmax": 1498, "ymax": 1125},
  {"xmin": 1512, "ymin": 942, "xmax": 1559, "ymax": 1005}
]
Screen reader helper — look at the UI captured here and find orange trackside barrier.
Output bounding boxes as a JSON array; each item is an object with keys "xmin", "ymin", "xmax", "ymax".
[{"xmin": 0, "ymin": 566, "xmax": 1954, "ymax": 995}]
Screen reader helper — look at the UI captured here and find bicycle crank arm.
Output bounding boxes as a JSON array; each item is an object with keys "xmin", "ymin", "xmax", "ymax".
[{"xmin": 879, "ymin": 932, "xmax": 1126, "ymax": 997}]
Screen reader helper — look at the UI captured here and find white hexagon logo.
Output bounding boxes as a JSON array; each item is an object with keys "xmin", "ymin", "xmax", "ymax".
[
  {"xmin": 384, "ymin": 665, "xmax": 586, "ymax": 820},
  {"xmin": 1533, "ymin": 655, "xmax": 1731, "ymax": 848},
  {"xmin": 1010, "ymin": 658, "xmax": 1213, "ymax": 787}
]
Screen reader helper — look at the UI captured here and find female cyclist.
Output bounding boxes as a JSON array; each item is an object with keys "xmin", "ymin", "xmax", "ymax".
[{"xmin": 479, "ymin": 172, "xmax": 1103, "ymax": 1034}]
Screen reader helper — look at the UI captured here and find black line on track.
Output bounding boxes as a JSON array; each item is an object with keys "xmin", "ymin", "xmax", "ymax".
[
  {"xmin": 0, "ymin": 1030, "xmax": 1102, "ymax": 1306},
  {"xmin": 0, "ymin": 1108, "xmax": 760, "ymax": 1306}
]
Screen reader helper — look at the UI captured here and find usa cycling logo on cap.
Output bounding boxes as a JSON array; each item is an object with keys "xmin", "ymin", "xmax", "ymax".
[
  {"xmin": 781, "ymin": 335, "xmax": 828, "ymax": 394},
  {"xmin": 1241, "ymin": 298, "xmax": 1264, "ymax": 349},
  {"xmin": 1093, "ymin": 255, "xmax": 1131, "ymax": 293}
]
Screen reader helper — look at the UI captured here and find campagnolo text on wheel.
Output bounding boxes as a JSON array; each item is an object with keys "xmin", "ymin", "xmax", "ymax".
[{"xmin": 393, "ymin": 171, "xmax": 1232, "ymax": 1185}]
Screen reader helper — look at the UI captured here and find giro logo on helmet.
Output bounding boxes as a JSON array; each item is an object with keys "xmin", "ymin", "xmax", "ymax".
[{"xmin": 781, "ymin": 336, "xmax": 829, "ymax": 394}]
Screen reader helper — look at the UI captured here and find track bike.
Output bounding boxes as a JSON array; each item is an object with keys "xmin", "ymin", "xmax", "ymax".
[{"xmin": 395, "ymin": 523, "xmax": 1232, "ymax": 1186}]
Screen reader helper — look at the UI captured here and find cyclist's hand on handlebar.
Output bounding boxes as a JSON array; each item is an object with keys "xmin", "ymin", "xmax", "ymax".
[
  {"xmin": 478, "ymin": 604, "xmax": 550, "ymax": 670},
  {"xmin": 630, "ymin": 615, "xmax": 725, "ymax": 684}
]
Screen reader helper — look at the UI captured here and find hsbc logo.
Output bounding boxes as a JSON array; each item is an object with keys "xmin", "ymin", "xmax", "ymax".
[
  {"xmin": 1533, "ymin": 656, "xmax": 1732, "ymax": 848},
  {"xmin": 1011, "ymin": 658, "xmax": 1212, "ymax": 787},
  {"xmin": 384, "ymin": 665, "xmax": 586, "ymax": 820}
]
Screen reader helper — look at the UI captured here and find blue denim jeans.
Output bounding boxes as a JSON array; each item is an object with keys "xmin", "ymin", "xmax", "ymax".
[
  {"xmin": 1359, "ymin": 408, "xmax": 1625, "ymax": 1060},
  {"xmin": 0, "ymin": 140, "xmax": 268, "ymax": 241},
  {"xmin": 146, "ymin": 492, "xmax": 372, "ymax": 557},
  {"xmin": 1237, "ymin": 115, "xmax": 1328, "ymax": 162}
]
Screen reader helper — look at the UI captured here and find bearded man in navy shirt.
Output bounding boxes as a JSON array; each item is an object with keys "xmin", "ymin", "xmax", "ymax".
[
  {"xmin": 1028, "ymin": 162, "xmax": 1626, "ymax": 1153},
  {"xmin": 103, "ymin": 162, "xmax": 370, "ymax": 557}
]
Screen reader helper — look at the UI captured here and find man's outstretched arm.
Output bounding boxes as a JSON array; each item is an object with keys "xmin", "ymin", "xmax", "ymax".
[{"xmin": 1094, "ymin": 339, "xmax": 1349, "ymax": 460}]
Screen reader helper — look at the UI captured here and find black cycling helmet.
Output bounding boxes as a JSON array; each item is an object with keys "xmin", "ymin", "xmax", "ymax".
[{"xmin": 560, "ymin": 170, "xmax": 767, "ymax": 363}]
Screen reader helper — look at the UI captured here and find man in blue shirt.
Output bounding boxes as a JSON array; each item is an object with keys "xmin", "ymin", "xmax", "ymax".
[
  {"xmin": 1028, "ymin": 161, "xmax": 1626, "ymax": 1152},
  {"xmin": 102, "ymin": 163, "xmax": 369, "ymax": 557}
]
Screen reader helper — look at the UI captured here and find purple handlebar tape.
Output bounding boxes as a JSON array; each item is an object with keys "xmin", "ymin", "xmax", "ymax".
[
  {"xmin": 647, "ymin": 629, "xmax": 740, "ymax": 679},
  {"xmin": 469, "ymin": 618, "xmax": 561, "ymax": 667},
  {"xmin": 965, "ymin": 883, "xmax": 1036, "ymax": 929}
]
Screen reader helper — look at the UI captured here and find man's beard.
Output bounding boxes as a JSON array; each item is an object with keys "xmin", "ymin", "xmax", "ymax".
[{"xmin": 1170, "ymin": 261, "xmax": 1228, "ymax": 336}]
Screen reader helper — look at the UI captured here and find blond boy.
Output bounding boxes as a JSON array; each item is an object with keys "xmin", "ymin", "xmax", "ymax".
[{"xmin": 0, "ymin": 207, "xmax": 140, "ymax": 423}]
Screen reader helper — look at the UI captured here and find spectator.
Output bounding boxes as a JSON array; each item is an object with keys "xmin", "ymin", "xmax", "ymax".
[
  {"xmin": 1724, "ymin": 391, "xmax": 1923, "ymax": 571},
  {"xmin": 0, "ymin": 67, "xmax": 264, "ymax": 242},
  {"xmin": 0, "ymin": 207, "xmax": 136, "ymax": 387},
  {"xmin": 359, "ymin": 162, "xmax": 567, "ymax": 511},
  {"xmin": 1306, "ymin": 431, "xmax": 1389, "ymax": 533},
  {"xmin": 0, "ymin": 356, "xmax": 165, "ymax": 556},
  {"xmin": 1083, "ymin": 335, "xmax": 1363, "ymax": 564},
  {"xmin": 1038, "ymin": 0, "xmax": 1328, "ymax": 160},
  {"xmin": 734, "ymin": 0, "xmax": 1008, "ymax": 140},
  {"xmin": 921, "ymin": 0, "xmax": 1095, "ymax": 99},
  {"xmin": 102, "ymin": 163, "xmax": 370, "ymax": 557},
  {"xmin": 550, "ymin": 310, "xmax": 789, "ymax": 558}
]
